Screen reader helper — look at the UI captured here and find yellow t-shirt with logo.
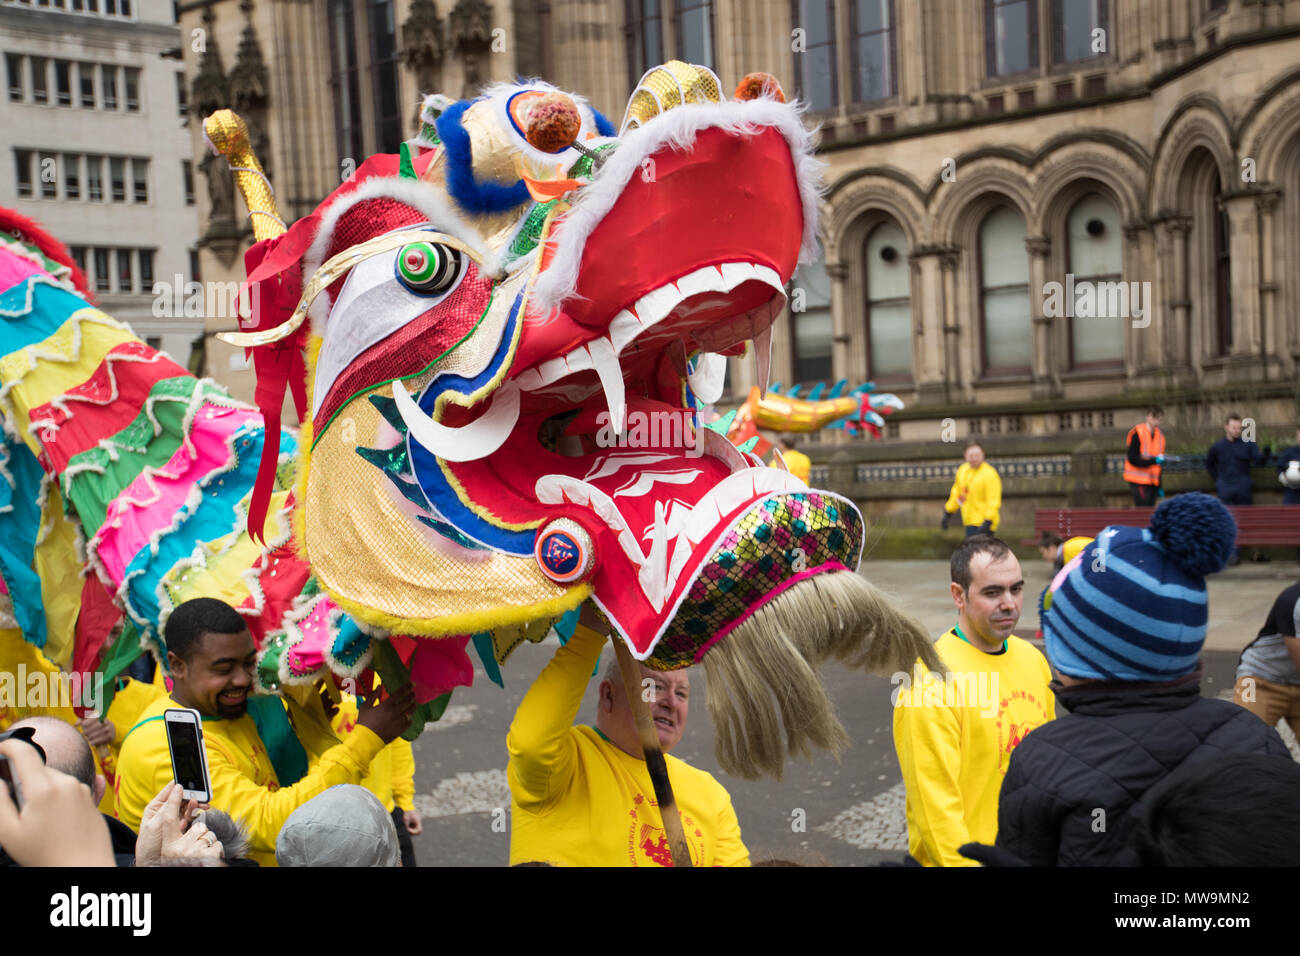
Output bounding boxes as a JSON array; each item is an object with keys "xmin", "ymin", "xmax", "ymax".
[
  {"xmin": 507, "ymin": 625, "xmax": 749, "ymax": 867},
  {"xmin": 114, "ymin": 692, "xmax": 384, "ymax": 866},
  {"xmin": 893, "ymin": 628, "xmax": 1054, "ymax": 866}
]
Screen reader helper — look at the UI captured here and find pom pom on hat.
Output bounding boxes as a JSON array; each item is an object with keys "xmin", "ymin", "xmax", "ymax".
[
  {"xmin": 1043, "ymin": 492, "xmax": 1240, "ymax": 683},
  {"xmin": 1147, "ymin": 491, "xmax": 1236, "ymax": 577}
]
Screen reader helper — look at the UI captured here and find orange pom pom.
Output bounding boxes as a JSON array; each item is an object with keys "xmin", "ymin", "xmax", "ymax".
[
  {"xmin": 734, "ymin": 72, "xmax": 785, "ymax": 103},
  {"xmin": 524, "ymin": 93, "xmax": 583, "ymax": 153}
]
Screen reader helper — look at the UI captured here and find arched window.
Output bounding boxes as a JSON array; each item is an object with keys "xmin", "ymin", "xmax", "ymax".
[
  {"xmin": 792, "ymin": 0, "xmax": 837, "ymax": 111},
  {"xmin": 1066, "ymin": 192, "xmax": 1123, "ymax": 367},
  {"xmin": 1212, "ymin": 180, "xmax": 1232, "ymax": 356},
  {"xmin": 864, "ymin": 221, "xmax": 911, "ymax": 379},
  {"xmin": 791, "ymin": 260, "xmax": 833, "ymax": 383},
  {"xmin": 978, "ymin": 205, "xmax": 1032, "ymax": 374}
]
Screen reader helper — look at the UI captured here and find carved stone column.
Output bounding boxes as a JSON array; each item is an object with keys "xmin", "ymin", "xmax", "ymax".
[
  {"xmin": 940, "ymin": 249, "xmax": 964, "ymax": 402},
  {"xmin": 449, "ymin": 0, "xmax": 493, "ymax": 99},
  {"xmin": 1162, "ymin": 215, "xmax": 1193, "ymax": 372},
  {"xmin": 1254, "ymin": 189, "xmax": 1283, "ymax": 376},
  {"xmin": 908, "ymin": 244, "xmax": 954, "ymax": 403},
  {"xmin": 402, "ymin": 0, "xmax": 445, "ymax": 96},
  {"xmin": 826, "ymin": 261, "xmax": 853, "ymax": 383},
  {"xmin": 1221, "ymin": 190, "xmax": 1263, "ymax": 369}
]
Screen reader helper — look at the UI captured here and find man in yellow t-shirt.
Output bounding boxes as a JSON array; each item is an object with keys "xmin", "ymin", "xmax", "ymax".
[
  {"xmin": 892, "ymin": 536, "xmax": 1054, "ymax": 866},
  {"xmin": 507, "ymin": 604, "xmax": 749, "ymax": 867},
  {"xmin": 942, "ymin": 441, "xmax": 1002, "ymax": 536},
  {"xmin": 114, "ymin": 598, "xmax": 415, "ymax": 866}
]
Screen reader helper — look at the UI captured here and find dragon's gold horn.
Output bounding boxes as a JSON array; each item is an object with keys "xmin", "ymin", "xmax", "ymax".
[{"xmin": 203, "ymin": 109, "xmax": 286, "ymax": 242}]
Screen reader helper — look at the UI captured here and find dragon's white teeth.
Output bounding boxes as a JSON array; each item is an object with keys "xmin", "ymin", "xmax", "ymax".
[
  {"xmin": 753, "ymin": 322, "xmax": 773, "ymax": 400},
  {"xmin": 392, "ymin": 378, "xmax": 520, "ymax": 463},
  {"xmin": 563, "ymin": 344, "xmax": 593, "ymax": 374},
  {"xmin": 609, "ymin": 308, "xmax": 640, "ymax": 354},
  {"xmin": 587, "ymin": 336, "xmax": 626, "ymax": 434},
  {"xmin": 770, "ymin": 447, "xmax": 790, "ymax": 473},
  {"xmin": 515, "ymin": 368, "xmax": 544, "ymax": 390},
  {"xmin": 633, "ymin": 283, "xmax": 680, "ymax": 329},
  {"xmin": 753, "ymin": 264, "xmax": 782, "ymax": 289},
  {"xmin": 686, "ymin": 352, "xmax": 726, "ymax": 404},
  {"xmin": 674, "ymin": 267, "xmax": 718, "ymax": 300},
  {"xmin": 718, "ymin": 261, "xmax": 758, "ymax": 289}
]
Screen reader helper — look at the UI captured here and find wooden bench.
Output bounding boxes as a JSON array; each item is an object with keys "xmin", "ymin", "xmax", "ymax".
[{"xmin": 1034, "ymin": 505, "xmax": 1300, "ymax": 546}]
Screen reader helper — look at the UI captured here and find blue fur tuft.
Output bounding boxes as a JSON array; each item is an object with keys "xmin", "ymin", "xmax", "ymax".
[
  {"xmin": 591, "ymin": 109, "xmax": 615, "ymax": 137},
  {"xmin": 1148, "ymin": 492, "xmax": 1237, "ymax": 577},
  {"xmin": 435, "ymin": 100, "xmax": 531, "ymax": 215}
]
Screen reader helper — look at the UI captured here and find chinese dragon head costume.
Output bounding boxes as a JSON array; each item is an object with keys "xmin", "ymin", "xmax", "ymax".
[{"xmin": 0, "ymin": 62, "xmax": 941, "ymax": 779}]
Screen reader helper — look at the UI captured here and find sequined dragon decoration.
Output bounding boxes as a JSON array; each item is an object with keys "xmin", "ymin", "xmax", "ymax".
[{"xmin": 0, "ymin": 63, "xmax": 942, "ymax": 780}]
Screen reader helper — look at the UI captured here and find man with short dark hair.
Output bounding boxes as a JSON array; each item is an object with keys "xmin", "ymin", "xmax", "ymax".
[
  {"xmin": 1124, "ymin": 406, "xmax": 1165, "ymax": 507},
  {"xmin": 892, "ymin": 537, "xmax": 1054, "ymax": 866},
  {"xmin": 114, "ymin": 597, "xmax": 416, "ymax": 866},
  {"xmin": 1207, "ymin": 413, "xmax": 1267, "ymax": 506},
  {"xmin": 942, "ymin": 441, "xmax": 1002, "ymax": 537}
]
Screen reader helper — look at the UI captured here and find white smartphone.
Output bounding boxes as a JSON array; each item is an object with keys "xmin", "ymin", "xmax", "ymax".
[{"xmin": 163, "ymin": 707, "xmax": 212, "ymax": 803}]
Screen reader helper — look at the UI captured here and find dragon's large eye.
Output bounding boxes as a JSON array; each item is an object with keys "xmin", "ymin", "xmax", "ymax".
[{"xmin": 396, "ymin": 241, "xmax": 462, "ymax": 295}]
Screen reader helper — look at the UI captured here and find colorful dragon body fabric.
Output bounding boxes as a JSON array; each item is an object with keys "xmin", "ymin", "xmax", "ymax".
[{"xmin": 0, "ymin": 62, "xmax": 941, "ymax": 779}]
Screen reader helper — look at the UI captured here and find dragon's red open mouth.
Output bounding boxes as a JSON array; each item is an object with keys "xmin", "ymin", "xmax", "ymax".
[{"xmin": 403, "ymin": 124, "xmax": 811, "ymax": 655}]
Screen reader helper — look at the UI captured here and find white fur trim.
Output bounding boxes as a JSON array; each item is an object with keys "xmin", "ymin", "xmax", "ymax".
[
  {"xmin": 529, "ymin": 98, "xmax": 825, "ymax": 314},
  {"xmin": 302, "ymin": 176, "xmax": 492, "ymax": 334}
]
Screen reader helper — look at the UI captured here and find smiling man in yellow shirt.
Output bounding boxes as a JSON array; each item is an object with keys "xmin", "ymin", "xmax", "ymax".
[
  {"xmin": 114, "ymin": 598, "xmax": 415, "ymax": 866},
  {"xmin": 893, "ymin": 536, "xmax": 1054, "ymax": 866},
  {"xmin": 942, "ymin": 441, "xmax": 1002, "ymax": 537},
  {"xmin": 508, "ymin": 604, "xmax": 748, "ymax": 867}
]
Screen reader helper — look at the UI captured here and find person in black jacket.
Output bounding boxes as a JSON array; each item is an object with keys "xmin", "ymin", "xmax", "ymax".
[
  {"xmin": 972, "ymin": 493, "xmax": 1290, "ymax": 867},
  {"xmin": 1206, "ymin": 412, "xmax": 1268, "ymax": 504}
]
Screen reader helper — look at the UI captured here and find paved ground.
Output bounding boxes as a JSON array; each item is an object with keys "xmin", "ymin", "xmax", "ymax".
[{"xmin": 404, "ymin": 559, "xmax": 1300, "ymax": 867}]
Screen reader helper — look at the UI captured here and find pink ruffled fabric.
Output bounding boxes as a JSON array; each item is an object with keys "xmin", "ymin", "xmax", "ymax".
[{"xmin": 93, "ymin": 404, "xmax": 259, "ymax": 584}]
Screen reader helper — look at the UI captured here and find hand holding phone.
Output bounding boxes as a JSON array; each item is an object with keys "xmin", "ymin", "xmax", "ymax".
[{"xmin": 164, "ymin": 708, "xmax": 212, "ymax": 803}]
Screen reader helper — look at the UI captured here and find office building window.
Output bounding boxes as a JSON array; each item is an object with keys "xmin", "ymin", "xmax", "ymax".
[
  {"xmin": 145, "ymin": 336, "xmax": 162, "ymax": 350},
  {"xmin": 367, "ymin": 0, "xmax": 401, "ymax": 152},
  {"xmin": 86, "ymin": 154, "xmax": 102, "ymax": 200},
  {"xmin": 864, "ymin": 220, "xmax": 912, "ymax": 379},
  {"xmin": 124, "ymin": 66, "xmax": 139, "ymax": 111},
  {"xmin": 6, "ymin": 53, "xmax": 22, "ymax": 102},
  {"xmin": 139, "ymin": 248, "xmax": 154, "ymax": 287},
  {"xmin": 978, "ymin": 205, "xmax": 1032, "ymax": 373},
  {"xmin": 625, "ymin": 0, "xmax": 664, "ymax": 91},
  {"xmin": 15, "ymin": 149, "xmax": 33, "ymax": 198},
  {"xmin": 78, "ymin": 62, "xmax": 95, "ymax": 107},
  {"xmin": 94, "ymin": 248, "xmax": 110, "ymax": 292},
  {"xmin": 116, "ymin": 248, "xmax": 133, "ymax": 293},
  {"xmin": 1052, "ymin": 0, "xmax": 1108, "ymax": 64},
  {"xmin": 69, "ymin": 246, "xmax": 87, "ymax": 273},
  {"xmin": 790, "ymin": 259, "xmax": 833, "ymax": 383},
  {"xmin": 986, "ymin": 0, "xmax": 1038, "ymax": 76},
  {"xmin": 102, "ymin": 65, "xmax": 117, "ymax": 109},
  {"xmin": 132, "ymin": 157, "xmax": 148, "ymax": 202},
  {"xmin": 63, "ymin": 153, "xmax": 80, "ymax": 199},
  {"xmin": 54, "ymin": 60, "xmax": 71, "ymax": 106},
  {"xmin": 850, "ymin": 0, "xmax": 897, "ymax": 103},
  {"xmin": 673, "ymin": 0, "xmax": 714, "ymax": 69},
  {"xmin": 189, "ymin": 247, "xmax": 200, "ymax": 283},
  {"xmin": 110, "ymin": 156, "xmax": 126, "ymax": 201},
  {"xmin": 39, "ymin": 151, "xmax": 57, "ymax": 198},
  {"xmin": 792, "ymin": 0, "xmax": 836, "ymax": 111},
  {"xmin": 182, "ymin": 159, "xmax": 194, "ymax": 204},
  {"xmin": 175, "ymin": 71, "xmax": 187, "ymax": 115},
  {"xmin": 30, "ymin": 57, "xmax": 48, "ymax": 105},
  {"xmin": 1066, "ymin": 192, "xmax": 1123, "ymax": 367}
]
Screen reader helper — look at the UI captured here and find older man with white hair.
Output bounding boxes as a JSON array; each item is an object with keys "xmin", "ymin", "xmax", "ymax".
[{"xmin": 507, "ymin": 604, "xmax": 748, "ymax": 867}]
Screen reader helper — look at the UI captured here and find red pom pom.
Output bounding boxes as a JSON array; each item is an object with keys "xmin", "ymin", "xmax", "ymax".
[
  {"xmin": 734, "ymin": 73, "xmax": 785, "ymax": 103},
  {"xmin": 524, "ymin": 93, "xmax": 583, "ymax": 153}
]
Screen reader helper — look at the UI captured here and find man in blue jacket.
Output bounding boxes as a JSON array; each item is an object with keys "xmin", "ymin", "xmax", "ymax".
[{"xmin": 1206, "ymin": 413, "xmax": 1268, "ymax": 504}]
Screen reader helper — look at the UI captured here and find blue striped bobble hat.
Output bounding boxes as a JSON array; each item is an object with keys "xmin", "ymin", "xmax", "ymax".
[{"xmin": 1043, "ymin": 492, "xmax": 1237, "ymax": 681}]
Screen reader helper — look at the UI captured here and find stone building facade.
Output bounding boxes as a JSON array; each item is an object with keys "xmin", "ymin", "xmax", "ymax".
[{"xmin": 1, "ymin": 0, "xmax": 201, "ymax": 364}]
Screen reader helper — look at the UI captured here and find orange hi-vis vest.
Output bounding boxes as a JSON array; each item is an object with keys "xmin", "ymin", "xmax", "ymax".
[{"xmin": 1124, "ymin": 423, "xmax": 1165, "ymax": 486}]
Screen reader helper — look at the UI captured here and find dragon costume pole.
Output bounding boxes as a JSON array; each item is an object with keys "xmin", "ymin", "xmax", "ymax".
[
  {"xmin": 203, "ymin": 109, "xmax": 287, "ymax": 241},
  {"xmin": 611, "ymin": 635, "xmax": 692, "ymax": 868}
]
